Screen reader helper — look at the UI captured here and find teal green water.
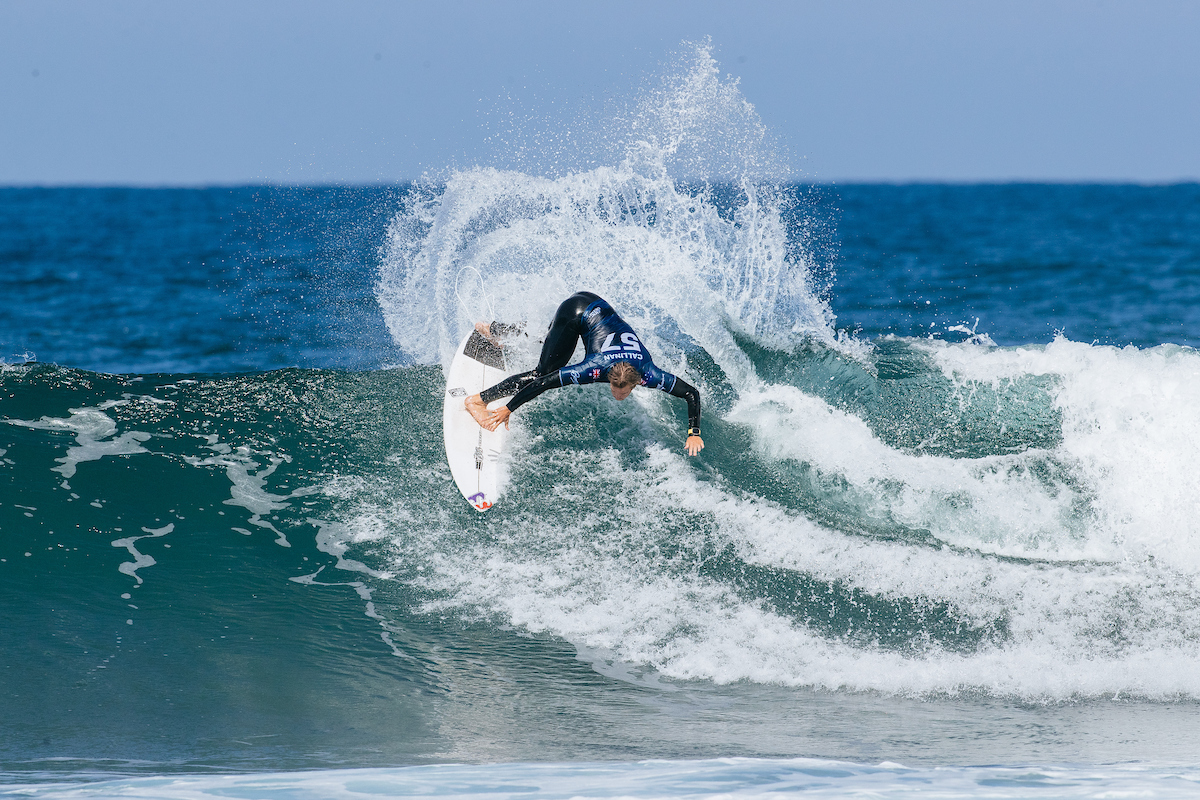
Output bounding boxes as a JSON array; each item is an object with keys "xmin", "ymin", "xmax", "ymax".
[{"xmin": 6, "ymin": 343, "xmax": 1200, "ymax": 774}]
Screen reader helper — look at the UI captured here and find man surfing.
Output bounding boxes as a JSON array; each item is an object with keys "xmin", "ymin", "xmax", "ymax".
[{"xmin": 465, "ymin": 292, "xmax": 704, "ymax": 456}]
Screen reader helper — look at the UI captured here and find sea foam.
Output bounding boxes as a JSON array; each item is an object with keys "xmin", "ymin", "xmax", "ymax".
[{"xmin": 362, "ymin": 42, "xmax": 1200, "ymax": 700}]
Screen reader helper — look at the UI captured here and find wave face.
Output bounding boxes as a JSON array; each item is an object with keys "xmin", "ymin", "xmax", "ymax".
[
  {"xmin": 7, "ymin": 343, "xmax": 1200, "ymax": 773},
  {"xmin": 371, "ymin": 41, "xmax": 1200, "ymax": 700},
  {"xmin": 5, "ymin": 42, "xmax": 1200, "ymax": 776}
]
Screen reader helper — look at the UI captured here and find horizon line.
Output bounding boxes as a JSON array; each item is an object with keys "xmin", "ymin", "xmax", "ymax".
[{"xmin": 2, "ymin": 178, "xmax": 1198, "ymax": 190}]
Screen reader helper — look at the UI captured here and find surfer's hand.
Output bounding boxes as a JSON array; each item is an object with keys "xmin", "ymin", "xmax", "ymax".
[
  {"xmin": 486, "ymin": 406, "xmax": 511, "ymax": 432},
  {"xmin": 685, "ymin": 435, "xmax": 704, "ymax": 456}
]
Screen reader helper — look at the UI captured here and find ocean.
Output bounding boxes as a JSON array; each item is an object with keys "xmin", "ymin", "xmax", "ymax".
[{"xmin": 4, "ymin": 46, "xmax": 1200, "ymax": 799}]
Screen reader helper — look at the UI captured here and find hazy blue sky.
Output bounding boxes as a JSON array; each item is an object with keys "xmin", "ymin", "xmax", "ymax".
[{"xmin": 3, "ymin": 0, "xmax": 1198, "ymax": 184}]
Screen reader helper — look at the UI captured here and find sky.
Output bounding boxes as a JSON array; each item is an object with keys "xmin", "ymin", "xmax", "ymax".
[{"xmin": 2, "ymin": 0, "xmax": 1198, "ymax": 185}]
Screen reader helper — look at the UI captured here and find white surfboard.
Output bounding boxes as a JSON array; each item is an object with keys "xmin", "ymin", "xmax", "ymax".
[{"xmin": 443, "ymin": 330, "xmax": 510, "ymax": 511}]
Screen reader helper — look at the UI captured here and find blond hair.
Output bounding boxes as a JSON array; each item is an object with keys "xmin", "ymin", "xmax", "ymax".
[{"xmin": 608, "ymin": 361, "xmax": 641, "ymax": 388}]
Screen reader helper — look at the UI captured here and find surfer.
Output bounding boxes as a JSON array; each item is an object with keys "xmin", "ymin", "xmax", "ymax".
[{"xmin": 465, "ymin": 292, "xmax": 704, "ymax": 456}]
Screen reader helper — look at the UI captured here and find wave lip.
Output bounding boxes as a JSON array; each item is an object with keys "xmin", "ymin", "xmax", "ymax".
[{"xmin": 376, "ymin": 41, "xmax": 837, "ymax": 385}]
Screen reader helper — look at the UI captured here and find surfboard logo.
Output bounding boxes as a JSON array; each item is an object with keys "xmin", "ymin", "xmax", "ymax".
[
  {"xmin": 448, "ymin": 387, "xmax": 467, "ymax": 397},
  {"xmin": 467, "ymin": 492, "xmax": 491, "ymax": 511}
]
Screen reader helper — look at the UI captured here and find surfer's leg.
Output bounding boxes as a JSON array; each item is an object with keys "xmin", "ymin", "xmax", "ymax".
[
  {"xmin": 469, "ymin": 371, "xmax": 536, "ymax": 430},
  {"xmin": 467, "ymin": 372, "xmax": 530, "ymax": 428},
  {"xmin": 479, "ymin": 370, "xmax": 537, "ymax": 404},
  {"xmin": 534, "ymin": 292, "xmax": 598, "ymax": 375},
  {"xmin": 473, "ymin": 293, "xmax": 598, "ymax": 413}
]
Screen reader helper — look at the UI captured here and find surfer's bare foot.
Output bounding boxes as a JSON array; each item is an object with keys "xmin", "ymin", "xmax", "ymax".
[
  {"xmin": 465, "ymin": 394, "xmax": 492, "ymax": 429},
  {"xmin": 474, "ymin": 321, "xmax": 501, "ymax": 346}
]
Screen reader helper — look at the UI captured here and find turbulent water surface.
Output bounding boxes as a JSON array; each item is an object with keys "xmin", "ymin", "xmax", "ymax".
[{"xmin": 4, "ymin": 42, "xmax": 1200, "ymax": 799}]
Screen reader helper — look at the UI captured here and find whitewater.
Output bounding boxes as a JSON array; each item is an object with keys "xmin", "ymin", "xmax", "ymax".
[
  {"xmin": 4, "ymin": 40, "xmax": 1200, "ymax": 799},
  {"xmin": 373, "ymin": 42, "xmax": 1200, "ymax": 698}
]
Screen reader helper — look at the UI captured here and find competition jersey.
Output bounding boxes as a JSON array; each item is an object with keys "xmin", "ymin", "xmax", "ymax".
[{"xmin": 557, "ymin": 299, "xmax": 678, "ymax": 394}]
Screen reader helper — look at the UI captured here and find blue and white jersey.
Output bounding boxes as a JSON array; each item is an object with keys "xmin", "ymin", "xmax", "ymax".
[
  {"xmin": 497, "ymin": 293, "xmax": 701, "ymax": 431},
  {"xmin": 558, "ymin": 299, "xmax": 679, "ymax": 394}
]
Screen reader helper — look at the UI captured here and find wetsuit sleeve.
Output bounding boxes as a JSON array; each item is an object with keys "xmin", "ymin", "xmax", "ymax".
[
  {"xmin": 506, "ymin": 372, "xmax": 565, "ymax": 413},
  {"xmin": 668, "ymin": 376, "xmax": 702, "ymax": 432}
]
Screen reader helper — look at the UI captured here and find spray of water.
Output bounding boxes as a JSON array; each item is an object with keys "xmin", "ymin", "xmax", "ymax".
[
  {"xmin": 376, "ymin": 40, "xmax": 838, "ymax": 389},
  {"xmin": 366, "ymin": 41, "xmax": 1200, "ymax": 699}
]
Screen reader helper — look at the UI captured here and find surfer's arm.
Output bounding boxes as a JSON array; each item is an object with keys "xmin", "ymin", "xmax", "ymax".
[
  {"xmin": 667, "ymin": 376, "xmax": 704, "ymax": 456},
  {"xmin": 473, "ymin": 371, "xmax": 566, "ymax": 432},
  {"xmin": 486, "ymin": 405, "xmax": 511, "ymax": 430}
]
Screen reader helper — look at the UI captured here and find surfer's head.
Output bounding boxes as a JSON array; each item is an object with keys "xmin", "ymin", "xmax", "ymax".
[{"xmin": 608, "ymin": 361, "xmax": 641, "ymax": 401}]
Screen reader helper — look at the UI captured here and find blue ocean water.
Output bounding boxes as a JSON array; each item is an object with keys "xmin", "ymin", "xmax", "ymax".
[
  {"xmin": 5, "ymin": 44, "xmax": 1200, "ymax": 799},
  {"xmin": 0, "ymin": 186, "xmax": 403, "ymax": 373}
]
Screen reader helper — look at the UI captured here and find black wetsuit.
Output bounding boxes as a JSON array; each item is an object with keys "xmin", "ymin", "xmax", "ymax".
[{"xmin": 480, "ymin": 292, "xmax": 702, "ymax": 432}]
